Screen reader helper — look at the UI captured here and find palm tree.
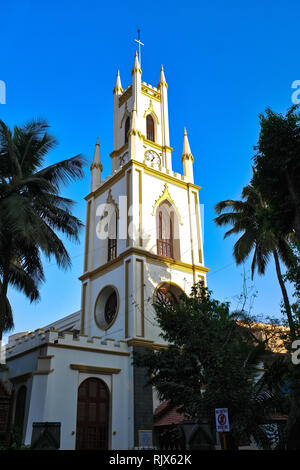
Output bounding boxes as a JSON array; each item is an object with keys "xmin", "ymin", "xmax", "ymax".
[
  {"xmin": 214, "ymin": 184, "xmax": 296, "ymax": 341},
  {"xmin": 0, "ymin": 118, "xmax": 86, "ymax": 340}
]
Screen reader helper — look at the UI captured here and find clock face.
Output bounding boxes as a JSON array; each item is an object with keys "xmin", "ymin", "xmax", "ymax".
[
  {"xmin": 144, "ymin": 150, "xmax": 161, "ymax": 166},
  {"xmin": 120, "ymin": 151, "xmax": 129, "ymax": 166}
]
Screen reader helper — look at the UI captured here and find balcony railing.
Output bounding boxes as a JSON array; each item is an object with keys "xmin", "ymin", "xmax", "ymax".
[
  {"xmin": 157, "ymin": 239, "xmax": 173, "ymax": 258},
  {"xmin": 108, "ymin": 238, "xmax": 117, "ymax": 261}
]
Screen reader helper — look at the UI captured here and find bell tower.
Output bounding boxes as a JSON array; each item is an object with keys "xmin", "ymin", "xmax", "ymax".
[
  {"xmin": 111, "ymin": 52, "xmax": 173, "ymax": 173},
  {"xmin": 79, "ymin": 52, "xmax": 209, "ymax": 344}
]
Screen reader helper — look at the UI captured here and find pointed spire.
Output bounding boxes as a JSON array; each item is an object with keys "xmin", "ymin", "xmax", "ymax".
[
  {"xmin": 158, "ymin": 64, "xmax": 168, "ymax": 88},
  {"xmin": 90, "ymin": 137, "xmax": 102, "ymax": 191},
  {"xmin": 90, "ymin": 137, "xmax": 103, "ymax": 172},
  {"xmin": 113, "ymin": 70, "xmax": 123, "ymax": 95},
  {"xmin": 182, "ymin": 127, "xmax": 192, "ymax": 158},
  {"xmin": 131, "ymin": 51, "xmax": 142, "ymax": 76},
  {"xmin": 181, "ymin": 128, "xmax": 194, "ymax": 183}
]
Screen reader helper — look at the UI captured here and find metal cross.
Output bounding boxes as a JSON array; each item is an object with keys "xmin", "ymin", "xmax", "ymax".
[{"xmin": 134, "ymin": 29, "xmax": 144, "ymax": 66}]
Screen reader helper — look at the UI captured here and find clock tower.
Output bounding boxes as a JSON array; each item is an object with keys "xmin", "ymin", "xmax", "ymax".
[
  {"xmin": 80, "ymin": 51, "xmax": 208, "ymax": 341},
  {"xmin": 79, "ymin": 52, "xmax": 209, "ymax": 447}
]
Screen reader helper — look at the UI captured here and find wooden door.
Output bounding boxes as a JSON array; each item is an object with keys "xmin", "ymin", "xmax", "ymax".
[{"xmin": 76, "ymin": 378, "xmax": 109, "ymax": 450}]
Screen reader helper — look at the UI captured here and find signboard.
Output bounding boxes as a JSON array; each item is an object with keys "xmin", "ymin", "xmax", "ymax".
[
  {"xmin": 215, "ymin": 408, "xmax": 230, "ymax": 432},
  {"xmin": 138, "ymin": 430, "xmax": 153, "ymax": 447}
]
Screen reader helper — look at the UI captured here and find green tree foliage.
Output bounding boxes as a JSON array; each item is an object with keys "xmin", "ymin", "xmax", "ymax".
[
  {"xmin": 252, "ymin": 105, "xmax": 300, "ymax": 248},
  {"xmin": 134, "ymin": 283, "xmax": 287, "ymax": 449},
  {"xmin": 0, "ymin": 119, "xmax": 86, "ymax": 339},
  {"xmin": 214, "ymin": 183, "xmax": 296, "ymax": 340}
]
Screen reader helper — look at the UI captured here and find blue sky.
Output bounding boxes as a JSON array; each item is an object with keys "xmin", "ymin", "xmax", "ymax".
[{"xmin": 1, "ymin": 0, "xmax": 299, "ymax": 341}]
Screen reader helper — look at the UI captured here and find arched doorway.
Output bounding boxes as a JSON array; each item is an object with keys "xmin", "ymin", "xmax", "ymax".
[{"xmin": 76, "ymin": 378, "xmax": 110, "ymax": 450}]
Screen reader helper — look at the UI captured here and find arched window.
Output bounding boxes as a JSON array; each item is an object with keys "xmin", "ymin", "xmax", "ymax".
[
  {"xmin": 154, "ymin": 282, "xmax": 184, "ymax": 306},
  {"xmin": 76, "ymin": 378, "xmax": 109, "ymax": 450},
  {"xmin": 14, "ymin": 385, "xmax": 27, "ymax": 441},
  {"xmin": 158, "ymin": 208, "xmax": 173, "ymax": 258},
  {"xmin": 156, "ymin": 200, "xmax": 180, "ymax": 259},
  {"xmin": 146, "ymin": 115, "xmax": 155, "ymax": 142},
  {"xmin": 124, "ymin": 116, "xmax": 130, "ymax": 144}
]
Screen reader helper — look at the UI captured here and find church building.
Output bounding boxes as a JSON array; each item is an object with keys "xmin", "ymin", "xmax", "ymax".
[{"xmin": 0, "ymin": 52, "xmax": 209, "ymax": 450}]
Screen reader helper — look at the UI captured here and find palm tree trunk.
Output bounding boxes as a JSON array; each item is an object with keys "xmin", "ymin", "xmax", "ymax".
[
  {"xmin": 272, "ymin": 249, "xmax": 300, "ymax": 449},
  {"xmin": 286, "ymin": 171, "xmax": 300, "ymax": 249},
  {"xmin": 0, "ymin": 275, "xmax": 9, "ymax": 341},
  {"xmin": 272, "ymin": 249, "xmax": 296, "ymax": 341}
]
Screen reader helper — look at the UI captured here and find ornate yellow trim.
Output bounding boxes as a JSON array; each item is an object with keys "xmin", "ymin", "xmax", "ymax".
[
  {"xmin": 143, "ymin": 99, "xmax": 160, "ymax": 124},
  {"xmin": 113, "ymin": 86, "xmax": 123, "ymax": 95},
  {"xmin": 131, "ymin": 66, "xmax": 142, "ymax": 76},
  {"xmin": 119, "ymin": 86, "xmax": 132, "ymax": 107},
  {"xmin": 48, "ymin": 343, "xmax": 130, "ymax": 356},
  {"xmin": 79, "ymin": 246, "xmax": 209, "ymax": 282},
  {"xmin": 90, "ymin": 161, "xmax": 103, "ymax": 171},
  {"xmin": 136, "ymin": 131, "xmax": 172, "ymax": 153},
  {"xmin": 158, "ymin": 80, "xmax": 168, "ymax": 89},
  {"xmin": 85, "ymin": 160, "xmax": 201, "ymax": 202},
  {"xmin": 181, "ymin": 153, "xmax": 194, "ymax": 163},
  {"xmin": 152, "ymin": 183, "xmax": 183, "ymax": 225},
  {"xmin": 127, "ymin": 338, "xmax": 168, "ymax": 350},
  {"xmin": 70, "ymin": 364, "xmax": 121, "ymax": 374},
  {"xmin": 141, "ymin": 84, "xmax": 161, "ymax": 102}
]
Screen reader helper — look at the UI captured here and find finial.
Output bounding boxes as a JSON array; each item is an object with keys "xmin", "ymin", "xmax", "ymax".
[
  {"xmin": 132, "ymin": 51, "xmax": 142, "ymax": 76},
  {"xmin": 181, "ymin": 128, "xmax": 194, "ymax": 182},
  {"xmin": 182, "ymin": 127, "xmax": 193, "ymax": 159},
  {"xmin": 158, "ymin": 64, "xmax": 168, "ymax": 89},
  {"xmin": 113, "ymin": 70, "xmax": 123, "ymax": 95},
  {"xmin": 91, "ymin": 137, "xmax": 103, "ymax": 172}
]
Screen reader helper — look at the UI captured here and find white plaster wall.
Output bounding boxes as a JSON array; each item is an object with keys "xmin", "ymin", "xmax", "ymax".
[
  {"xmin": 91, "ymin": 174, "xmax": 127, "ymax": 271},
  {"xmin": 24, "ymin": 340, "xmax": 132, "ymax": 450},
  {"xmin": 87, "ymin": 264, "xmax": 125, "ymax": 340}
]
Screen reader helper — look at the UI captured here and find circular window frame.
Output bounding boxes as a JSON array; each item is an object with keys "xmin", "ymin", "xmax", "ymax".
[{"xmin": 94, "ymin": 285, "xmax": 120, "ymax": 331}]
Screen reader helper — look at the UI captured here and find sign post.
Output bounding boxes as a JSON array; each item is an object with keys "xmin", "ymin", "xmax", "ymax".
[{"xmin": 215, "ymin": 408, "xmax": 230, "ymax": 450}]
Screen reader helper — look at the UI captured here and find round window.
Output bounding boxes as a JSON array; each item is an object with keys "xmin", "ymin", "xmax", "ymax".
[{"xmin": 95, "ymin": 286, "xmax": 119, "ymax": 330}]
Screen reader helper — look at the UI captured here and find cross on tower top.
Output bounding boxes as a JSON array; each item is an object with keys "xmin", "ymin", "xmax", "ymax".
[{"xmin": 134, "ymin": 29, "xmax": 144, "ymax": 66}]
